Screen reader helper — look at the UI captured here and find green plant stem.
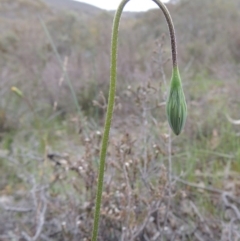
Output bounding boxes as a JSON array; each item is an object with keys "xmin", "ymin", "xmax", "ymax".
[
  {"xmin": 152, "ymin": 0, "xmax": 178, "ymax": 68},
  {"xmin": 39, "ymin": 17, "xmax": 82, "ymax": 117},
  {"xmin": 91, "ymin": 1, "xmax": 178, "ymax": 240},
  {"xmin": 91, "ymin": 2, "xmax": 130, "ymax": 240}
]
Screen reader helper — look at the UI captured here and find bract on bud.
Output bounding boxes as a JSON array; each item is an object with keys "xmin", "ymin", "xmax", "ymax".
[{"xmin": 166, "ymin": 68, "xmax": 187, "ymax": 135}]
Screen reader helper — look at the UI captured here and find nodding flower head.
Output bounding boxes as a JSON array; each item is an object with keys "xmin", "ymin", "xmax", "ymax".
[{"xmin": 166, "ymin": 67, "xmax": 187, "ymax": 135}]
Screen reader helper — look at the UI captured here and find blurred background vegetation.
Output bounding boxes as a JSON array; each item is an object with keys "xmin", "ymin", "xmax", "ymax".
[{"xmin": 0, "ymin": 0, "xmax": 240, "ymax": 240}]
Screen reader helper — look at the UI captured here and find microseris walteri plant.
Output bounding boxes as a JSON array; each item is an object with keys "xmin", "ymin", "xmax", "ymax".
[
  {"xmin": 91, "ymin": 0, "xmax": 187, "ymax": 240},
  {"xmin": 166, "ymin": 67, "xmax": 187, "ymax": 135}
]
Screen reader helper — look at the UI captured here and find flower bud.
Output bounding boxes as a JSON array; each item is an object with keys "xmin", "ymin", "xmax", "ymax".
[{"xmin": 166, "ymin": 68, "xmax": 187, "ymax": 135}]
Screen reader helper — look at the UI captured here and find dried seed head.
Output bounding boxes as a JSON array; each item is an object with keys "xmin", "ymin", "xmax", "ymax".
[{"xmin": 166, "ymin": 68, "xmax": 187, "ymax": 135}]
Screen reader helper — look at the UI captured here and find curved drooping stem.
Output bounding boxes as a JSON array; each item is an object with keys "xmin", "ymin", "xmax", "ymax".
[
  {"xmin": 91, "ymin": 1, "xmax": 178, "ymax": 240},
  {"xmin": 152, "ymin": 0, "xmax": 178, "ymax": 67}
]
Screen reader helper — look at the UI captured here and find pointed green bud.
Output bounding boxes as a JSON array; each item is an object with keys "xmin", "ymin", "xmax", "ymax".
[{"xmin": 166, "ymin": 67, "xmax": 187, "ymax": 135}]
